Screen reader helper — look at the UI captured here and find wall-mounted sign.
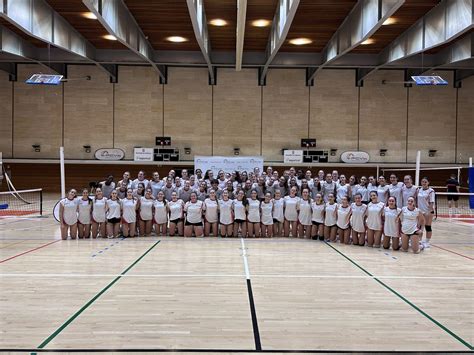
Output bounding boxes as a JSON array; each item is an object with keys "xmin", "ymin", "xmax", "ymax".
[
  {"xmin": 134, "ymin": 148, "xmax": 154, "ymax": 162},
  {"xmin": 340, "ymin": 151, "xmax": 370, "ymax": 164},
  {"xmin": 94, "ymin": 148, "xmax": 125, "ymax": 161},
  {"xmin": 284, "ymin": 150, "xmax": 303, "ymax": 164}
]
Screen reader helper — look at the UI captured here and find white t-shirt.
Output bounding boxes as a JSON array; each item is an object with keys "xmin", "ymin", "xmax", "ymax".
[
  {"xmin": 92, "ymin": 197, "xmax": 107, "ymax": 223},
  {"xmin": 77, "ymin": 198, "xmax": 92, "ymax": 225},
  {"xmin": 311, "ymin": 202, "xmax": 325, "ymax": 224},
  {"xmin": 417, "ymin": 188, "xmax": 435, "ymax": 214},
  {"xmin": 400, "ymin": 206, "xmax": 421, "ymax": 235},
  {"xmin": 367, "ymin": 202, "xmax": 384, "ymax": 230},
  {"xmin": 233, "ymin": 200, "xmax": 247, "ymax": 221},
  {"xmin": 139, "ymin": 196, "xmax": 154, "ymax": 221},
  {"xmin": 261, "ymin": 201, "xmax": 274, "ymax": 225},
  {"xmin": 149, "ymin": 180, "xmax": 164, "ymax": 198},
  {"xmin": 377, "ymin": 185, "xmax": 390, "ymax": 204},
  {"xmin": 185, "ymin": 200, "xmax": 203, "ymax": 223},
  {"xmin": 354, "ymin": 185, "xmax": 369, "ymax": 202},
  {"xmin": 61, "ymin": 197, "xmax": 78, "ymax": 225},
  {"xmin": 284, "ymin": 196, "xmax": 300, "ymax": 221},
  {"xmin": 132, "ymin": 178, "xmax": 149, "ymax": 190},
  {"xmin": 350, "ymin": 203, "xmax": 367, "ymax": 233},
  {"xmin": 336, "ymin": 204, "xmax": 351, "ymax": 229},
  {"xmin": 168, "ymin": 200, "xmax": 184, "ymax": 221},
  {"xmin": 383, "ymin": 206, "xmax": 401, "ymax": 237},
  {"xmin": 218, "ymin": 199, "xmax": 234, "ymax": 225},
  {"xmin": 272, "ymin": 198, "xmax": 284, "ymax": 223},
  {"xmin": 204, "ymin": 198, "xmax": 219, "ymax": 223},
  {"xmin": 247, "ymin": 199, "xmax": 261, "ymax": 223},
  {"xmin": 402, "ymin": 185, "xmax": 417, "ymax": 207},
  {"xmin": 153, "ymin": 200, "xmax": 168, "ymax": 224},
  {"xmin": 389, "ymin": 182, "xmax": 404, "ymax": 208},
  {"xmin": 298, "ymin": 198, "xmax": 312, "ymax": 226},
  {"xmin": 121, "ymin": 198, "xmax": 137, "ymax": 223},
  {"xmin": 336, "ymin": 184, "xmax": 350, "ymax": 204},
  {"xmin": 106, "ymin": 199, "xmax": 121, "ymax": 220},
  {"xmin": 324, "ymin": 202, "xmax": 337, "ymax": 226},
  {"xmin": 321, "ymin": 181, "xmax": 336, "ymax": 202}
]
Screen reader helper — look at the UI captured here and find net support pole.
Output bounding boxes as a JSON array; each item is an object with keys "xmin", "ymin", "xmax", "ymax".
[
  {"xmin": 376, "ymin": 165, "xmax": 380, "ymax": 179},
  {"xmin": 60, "ymin": 147, "xmax": 66, "ymax": 199},
  {"xmin": 470, "ymin": 157, "xmax": 473, "ymax": 167},
  {"xmin": 415, "ymin": 150, "xmax": 421, "ymax": 187}
]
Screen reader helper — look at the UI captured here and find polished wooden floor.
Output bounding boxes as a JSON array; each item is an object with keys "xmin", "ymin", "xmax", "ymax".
[{"xmin": 0, "ymin": 194, "xmax": 473, "ymax": 353}]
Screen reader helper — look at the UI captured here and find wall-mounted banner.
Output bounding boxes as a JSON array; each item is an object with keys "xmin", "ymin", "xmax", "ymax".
[
  {"xmin": 194, "ymin": 156, "xmax": 264, "ymax": 175},
  {"xmin": 94, "ymin": 148, "xmax": 125, "ymax": 161},
  {"xmin": 340, "ymin": 151, "xmax": 370, "ymax": 164},
  {"xmin": 134, "ymin": 148, "xmax": 154, "ymax": 162},
  {"xmin": 284, "ymin": 150, "xmax": 303, "ymax": 164}
]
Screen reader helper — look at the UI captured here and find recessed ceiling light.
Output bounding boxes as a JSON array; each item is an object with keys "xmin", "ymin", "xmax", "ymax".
[
  {"xmin": 252, "ymin": 19, "xmax": 271, "ymax": 27},
  {"xmin": 361, "ymin": 38, "xmax": 375, "ymax": 45},
  {"xmin": 166, "ymin": 36, "xmax": 188, "ymax": 43},
  {"xmin": 209, "ymin": 18, "xmax": 227, "ymax": 26},
  {"xmin": 103, "ymin": 34, "xmax": 117, "ymax": 41},
  {"xmin": 383, "ymin": 17, "xmax": 397, "ymax": 25},
  {"xmin": 82, "ymin": 12, "xmax": 97, "ymax": 20},
  {"xmin": 289, "ymin": 38, "xmax": 312, "ymax": 45}
]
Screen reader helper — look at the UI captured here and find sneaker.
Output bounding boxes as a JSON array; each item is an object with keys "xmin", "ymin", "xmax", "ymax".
[{"xmin": 423, "ymin": 241, "xmax": 431, "ymax": 249}]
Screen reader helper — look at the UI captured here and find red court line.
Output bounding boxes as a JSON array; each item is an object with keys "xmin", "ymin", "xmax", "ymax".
[
  {"xmin": 0, "ymin": 240, "xmax": 60, "ymax": 264},
  {"xmin": 432, "ymin": 244, "xmax": 474, "ymax": 261}
]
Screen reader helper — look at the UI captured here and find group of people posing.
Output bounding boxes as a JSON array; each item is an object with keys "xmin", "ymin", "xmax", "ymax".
[{"xmin": 59, "ymin": 166, "xmax": 436, "ymax": 254}]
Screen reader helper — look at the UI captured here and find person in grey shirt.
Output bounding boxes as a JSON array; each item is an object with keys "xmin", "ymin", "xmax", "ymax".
[
  {"xmin": 161, "ymin": 177, "xmax": 176, "ymax": 201},
  {"xmin": 100, "ymin": 175, "xmax": 115, "ymax": 198},
  {"xmin": 179, "ymin": 181, "xmax": 194, "ymax": 203},
  {"xmin": 321, "ymin": 174, "xmax": 337, "ymax": 202},
  {"xmin": 117, "ymin": 181, "xmax": 128, "ymax": 199},
  {"xmin": 132, "ymin": 170, "xmax": 149, "ymax": 190},
  {"xmin": 276, "ymin": 177, "xmax": 287, "ymax": 197}
]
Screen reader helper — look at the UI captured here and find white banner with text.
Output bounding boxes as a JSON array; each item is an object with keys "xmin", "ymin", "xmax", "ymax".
[{"xmin": 194, "ymin": 156, "xmax": 264, "ymax": 175}]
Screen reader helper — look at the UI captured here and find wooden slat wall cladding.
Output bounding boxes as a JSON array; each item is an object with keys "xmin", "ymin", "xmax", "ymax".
[
  {"xmin": 351, "ymin": 0, "xmax": 441, "ymax": 54},
  {"xmin": 2, "ymin": 163, "xmax": 465, "ymax": 192}
]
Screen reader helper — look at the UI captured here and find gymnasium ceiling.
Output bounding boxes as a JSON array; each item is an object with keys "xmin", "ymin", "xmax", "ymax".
[{"xmin": 0, "ymin": 0, "xmax": 472, "ymax": 85}]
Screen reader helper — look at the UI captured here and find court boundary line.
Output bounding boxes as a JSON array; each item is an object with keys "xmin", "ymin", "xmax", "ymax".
[
  {"xmin": 431, "ymin": 244, "xmax": 474, "ymax": 261},
  {"xmin": 324, "ymin": 242, "xmax": 473, "ymax": 350},
  {"xmin": 36, "ymin": 240, "xmax": 161, "ymax": 349},
  {"xmin": 241, "ymin": 238, "xmax": 262, "ymax": 351},
  {"xmin": 13, "ymin": 349, "xmax": 474, "ymax": 353},
  {"xmin": 0, "ymin": 240, "xmax": 60, "ymax": 264}
]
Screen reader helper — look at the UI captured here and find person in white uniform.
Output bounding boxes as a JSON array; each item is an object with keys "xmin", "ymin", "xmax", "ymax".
[
  {"xmin": 272, "ymin": 189, "xmax": 284, "ymax": 237},
  {"xmin": 402, "ymin": 175, "xmax": 417, "ymax": 207},
  {"xmin": 350, "ymin": 193, "xmax": 367, "ymax": 246},
  {"xmin": 184, "ymin": 192, "xmax": 204, "ymax": 237},
  {"xmin": 91, "ymin": 188, "xmax": 107, "ymax": 238},
  {"xmin": 106, "ymin": 190, "xmax": 121, "ymax": 239},
  {"xmin": 247, "ymin": 190, "xmax": 261, "ymax": 238},
  {"xmin": 153, "ymin": 191, "xmax": 168, "ymax": 236},
  {"xmin": 218, "ymin": 190, "xmax": 234, "ymax": 237},
  {"xmin": 324, "ymin": 193, "xmax": 338, "ymax": 242},
  {"xmin": 297, "ymin": 188, "xmax": 312, "ymax": 239},
  {"xmin": 260, "ymin": 192, "xmax": 274, "ymax": 238},
  {"xmin": 311, "ymin": 193, "xmax": 325, "ymax": 241},
  {"xmin": 284, "ymin": 186, "xmax": 300, "ymax": 237},
  {"xmin": 204, "ymin": 189, "xmax": 219, "ymax": 237},
  {"xmin": 60, "ymin": 189, "xmax": 78, "ymax": 240},
  {"xmin": 148, "ymin": 172, "xmax": 164, "ymax": 198},
  {"xmin": 366, "ymin": 191, "xmax": 385, "ymax": 248},
  {"xmin": 168, "ymin": 192, "xmax": 184, "ymax": 236},
  {"xmin": 416, "ymin": 177, "xmax": 436, "ymax": 247},
  {"xmin": 376, "ymin": 176, "xmax": 390, "ymax": 204},
  {"xmin": 233, "ymin": 190, "xmax": 248, "ymax": 237},
  {"xmin": 354, "ymin": 176, "xmax": 369, "ymax": 204},
  {"xmin": 398, "ymin": 196, "xmax": 425, "ymax": 254},
  {"xmin": 138, "ymin": 188, "xmax": 154, "ymax": 236},
  {"xmin": 336, "ymin": 175, "xmax": 351, "ymax": 204},
  {"xmin": 121, "ymin": 188, "xmax": 138, "ymax": 238},
  {"xmin": 382, "ymin": 196, "xmax": 401, "ymax": 251},
  {"xmin": 388, "ymin": 174, "xmax": 404, "ymax": 209},
  {"xmin": 77, "ymin": 188, "xmax": 92, "ymax": 239},
  {"xmin": 336, "ymin": 196, "xmax": 352, "ymax": 244}
]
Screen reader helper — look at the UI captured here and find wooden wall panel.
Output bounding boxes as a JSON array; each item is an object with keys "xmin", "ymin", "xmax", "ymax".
[
  {"xmin": 457, "ymin": 75, "xmax": 474, "ymax": 164},
  {"xmin": 359, "ymin": 70, "xmax": 407, "ymax": 163},
  {"xmin": 0, "ymin": 72, "xmax": 12, "ymax": 157},
  {"xmin": 309, "ymin": 69, "xmax": 359, "ymax": 161},
  {"xmin": 64, "ymin": 65, "xmax": 113, "ymax": 159},
  {"xmin": 262, "ymin": 69, "xmax": 309, "ymax": 161},
  {"xmin": 114, "ymin": 66, "xmax": 163, "ymax": 159},
  {"xmin": 213, "ymin": 68, "xmax": 262, "ymax": 156},
  {"xmin": 407, "ymin": 71, "xmax": 456, "ymax": 163},
  {"xmin": 164, "ymin": 68, "xmax": 212, "ymax": 158},
  {"xmin": 13, "ymin": 64, "xmax": 62, "ymax": 158}
]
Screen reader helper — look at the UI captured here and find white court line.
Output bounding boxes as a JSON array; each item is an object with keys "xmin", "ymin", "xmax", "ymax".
[
  {"xmin": 2, "ymin": 222, "xmax": 57, "ymax": 231},
  {"xmin": 241, "ymin": 237, "xmax": 250, "ymax": 279},
  {"xmin": 0, "ymin": 273, "xmax": 471, "ymax": 280}
]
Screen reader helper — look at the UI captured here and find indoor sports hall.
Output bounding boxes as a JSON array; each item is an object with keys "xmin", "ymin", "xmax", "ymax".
[{"xmin": 0, "ymin": 0, "xmax": 473, "ymax": 353}]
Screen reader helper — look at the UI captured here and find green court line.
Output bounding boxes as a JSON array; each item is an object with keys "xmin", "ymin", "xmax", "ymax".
[
  {"xmin": 324, "ymin": 242, "xmax": 473, "ymax": 350},
  {"xmin": 36, "ymin": 240, "xmax": 161, "ymax": 349}
]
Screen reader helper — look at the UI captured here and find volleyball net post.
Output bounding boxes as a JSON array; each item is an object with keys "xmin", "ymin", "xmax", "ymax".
[
  {"xmin": 415, "ymin": 150, "xmax": 421, "ymax": 187},
  {"xmin": 60, "ymin": 146, "xmax": 66, "ymax": 199}
]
